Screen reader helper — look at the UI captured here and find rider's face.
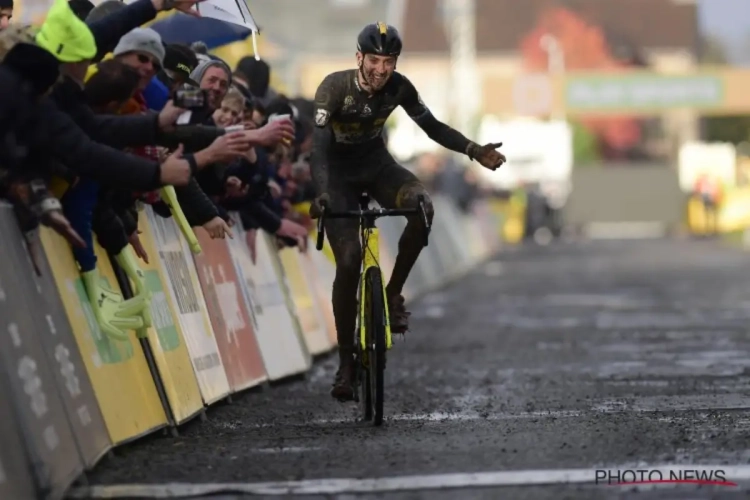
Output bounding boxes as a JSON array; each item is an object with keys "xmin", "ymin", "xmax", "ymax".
[{"xmin": 358, "ymin": 52, "xmax": 396, "ymax": 91}]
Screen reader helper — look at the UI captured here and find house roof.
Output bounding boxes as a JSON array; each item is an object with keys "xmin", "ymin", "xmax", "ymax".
[{"xmin": 402, "ymin": 0, "xmax": 698, "ymax": 54}]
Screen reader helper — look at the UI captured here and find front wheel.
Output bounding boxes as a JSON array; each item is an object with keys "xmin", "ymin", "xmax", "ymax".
[{"xmin": 363, "ymin": 267, "xmax": 386, "ymax": 426}]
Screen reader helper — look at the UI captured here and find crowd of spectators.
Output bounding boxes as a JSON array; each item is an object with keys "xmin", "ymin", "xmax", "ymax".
[{"xmin": 0, "ymin": 0, "xmax": 318, "ymax": 339}]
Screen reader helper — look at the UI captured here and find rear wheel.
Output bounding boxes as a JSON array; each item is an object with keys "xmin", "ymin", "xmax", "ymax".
[{"xmin": 363, "ymin": 267, "xmax": 386, "ymax": 426}]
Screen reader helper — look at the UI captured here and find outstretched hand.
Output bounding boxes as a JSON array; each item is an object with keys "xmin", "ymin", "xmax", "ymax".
[{"xmin": 472, "ymin": 142, "xmax": 506, "ymax": 171}]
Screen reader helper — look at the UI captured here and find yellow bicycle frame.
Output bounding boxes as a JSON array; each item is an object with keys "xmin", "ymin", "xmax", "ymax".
[{"xmin": 358, "ymin": 226, "xmax": 393, "ymax": 350}]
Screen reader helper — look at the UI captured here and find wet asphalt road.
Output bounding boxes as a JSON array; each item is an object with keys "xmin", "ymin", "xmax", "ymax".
[{"xmin": 82, "ymin": 238, "xmax": 750, "ymax": 499}]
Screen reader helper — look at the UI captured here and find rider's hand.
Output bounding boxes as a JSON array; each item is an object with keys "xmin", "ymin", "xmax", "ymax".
[
  {"xmin": 468, "ymin": 142, "xmax": 506, "ymax": 171},
  {"xmin": 309, "ymin": 193, "xmax": 330, "ymax": 219}
]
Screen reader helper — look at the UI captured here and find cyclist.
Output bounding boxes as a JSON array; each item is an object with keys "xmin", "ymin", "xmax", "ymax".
[{"xmin": 310, "ymin": 22, "xmax": 505, "ymax": 401}]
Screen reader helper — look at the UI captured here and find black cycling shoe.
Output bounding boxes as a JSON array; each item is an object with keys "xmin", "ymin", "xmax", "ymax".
[{"xmin": 330, "ymin": 366, "xmax": 355, "ymax": 402}]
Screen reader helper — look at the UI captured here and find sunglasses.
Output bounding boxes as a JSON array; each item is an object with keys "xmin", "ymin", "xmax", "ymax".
[{"xmin": 136, "ymin": 53, "xmax": 161, "ymax": 72}]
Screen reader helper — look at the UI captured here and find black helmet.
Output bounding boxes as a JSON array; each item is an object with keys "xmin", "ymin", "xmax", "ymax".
[{"xmin": 357, "ymin": 22, "xmax": 402, "ymax": 57}]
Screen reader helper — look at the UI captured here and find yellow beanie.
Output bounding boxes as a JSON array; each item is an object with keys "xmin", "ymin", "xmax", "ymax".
[{"xmin": 35, "ymin": 0, "xmax": 96, "ymax": 62}]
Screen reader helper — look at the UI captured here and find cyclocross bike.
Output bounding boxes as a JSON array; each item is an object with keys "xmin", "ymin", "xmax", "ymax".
[{"xmin": 316, "ymin": 192, "xmax": 431, "ymax": 426}]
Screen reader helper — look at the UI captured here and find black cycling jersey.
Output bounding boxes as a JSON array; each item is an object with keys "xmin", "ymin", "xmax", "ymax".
[
  {"xmin": 310, "ymin": 68, "xmax": 474, "ymax": 194},
  {"xmin": 312, "ymin": 69, "xmax": 429, "ymax": 154}
]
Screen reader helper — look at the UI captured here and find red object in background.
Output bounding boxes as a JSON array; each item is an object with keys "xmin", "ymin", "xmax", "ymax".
[{"xmin": 520, "ymin": 7, "xmax": 642, "ymax": 155}]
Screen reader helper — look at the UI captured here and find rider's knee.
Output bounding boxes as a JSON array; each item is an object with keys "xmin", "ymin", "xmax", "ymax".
[
  {"xmin": 396, "ymin": 182, "xmax": 434, "ymax": 223},
  {"xmin": 334, "ymin": 240, "xmax": 362, "ymax": 274}
]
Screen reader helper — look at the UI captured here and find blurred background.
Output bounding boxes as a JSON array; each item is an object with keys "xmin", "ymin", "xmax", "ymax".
[{"xmin": 17, "ymin": 0, "xmax": 750, "ymax": 245}]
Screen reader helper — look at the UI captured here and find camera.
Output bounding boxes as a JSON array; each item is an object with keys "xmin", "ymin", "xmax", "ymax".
[{"xmin": 173, "ymin": 88, "xmax": 207, "ymax": 110}]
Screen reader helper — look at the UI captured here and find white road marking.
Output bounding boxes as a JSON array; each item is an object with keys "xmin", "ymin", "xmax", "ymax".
[{"xmin": 69, "ymin": 465, "xmax": 750, "ymax": 497}]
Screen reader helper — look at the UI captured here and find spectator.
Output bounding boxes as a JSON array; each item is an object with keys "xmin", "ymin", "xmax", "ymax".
[
  {"xmin": 69, "ymin": 0, "xmax": 94, "ymax": 20},
  {"xmin": 143, "ymin": 43, "xmax": 199, "ymax": 111},
  {"xmin": 0, "ymin": 0, "xmax": 11, "ymax": 30},
  {"xmin": 236, "ymin": 56, "xmax": 277, "ymax": 107},
  {"xmin": 212, "ymin": 87, "xmax": 244, "ymax": 127}
]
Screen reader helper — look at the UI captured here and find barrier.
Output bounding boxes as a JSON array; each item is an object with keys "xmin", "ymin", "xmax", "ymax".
[
  {"xmin": 0, "ymin": 205, "xmax": 85, "ymax": 500},
  {"xmin": 39, "ymin": 229, "xmax": 167, "ymax": 445},
  {"xmin": 0, "ymin": 206, "xmax": 111, "ymax": 469},
  {"xmin": 306, "ymin": 236, "xmax": 338, "ymax": 346},
  {"xmin": 132, "ymin": 211, "xmax": 205, "ymax": 422},
  {"xmin": 193, "ymin": 226, "xmax": 267, "ymax": 392},
  {"xmin": 266, "ymin": 235, "xmax": 313, "ymax": 368},
  {"xmin": 144, "ymin": 207, "xmax": 231, "ymax": 404},
  {"xmin": 278, "ymin": 247, "xmax": 332, "ymax": 356},
  {"xmin": 3, "ymin": 191, "xmax": 501, "ymax": 499},
  {"xmin": 238, "ymin": 228, "xmax": 311, "ymax": 380},
  {"xmin": 0, "ymin": 366, "xmax": 38, "ymax": 500}
]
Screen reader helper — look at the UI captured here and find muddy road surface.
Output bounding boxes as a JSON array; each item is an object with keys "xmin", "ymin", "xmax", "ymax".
[{"xmin": 78, "ymin": 239, "xmax": 750, "ymax": 499}]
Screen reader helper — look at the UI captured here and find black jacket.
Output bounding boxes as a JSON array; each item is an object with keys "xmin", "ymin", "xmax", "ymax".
[{"xmin": 33, "ymin": 98, "xmax": 163, "ymax": 191}]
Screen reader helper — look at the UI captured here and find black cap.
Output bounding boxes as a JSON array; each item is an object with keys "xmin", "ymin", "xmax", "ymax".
[
  {"xmin": 163, "ymin": 43, "xmax": 199, "ymax": 87},
  {"xmin": 0, "ymin": 0, "xmax": 13, "ymax": 10},
  {"xmin": 357, "ymin": 22, "xmax": 402, "ymax": 57},
  {"xmin": 69, "ymin": 0, "xmax": 95, "ymax": 20}
]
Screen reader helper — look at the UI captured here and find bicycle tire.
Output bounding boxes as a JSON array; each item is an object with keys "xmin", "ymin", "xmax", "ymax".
[{"xmin": 364, "ymin": 267, "xmax": 386, "ymax": 426}]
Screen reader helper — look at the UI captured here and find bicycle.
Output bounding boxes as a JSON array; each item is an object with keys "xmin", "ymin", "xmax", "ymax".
[{"xmin": 315, "ymin": 192, "xmax": 431, "ymax": 426}]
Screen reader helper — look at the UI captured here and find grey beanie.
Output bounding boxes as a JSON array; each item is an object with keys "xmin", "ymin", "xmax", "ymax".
[
  {"xmin": 190, "ymin": 56, "xmax": 231, "ymax": 87},
  {"xmin": 113, "ymin": 27, "xmax": 165, "ymax": 67}
]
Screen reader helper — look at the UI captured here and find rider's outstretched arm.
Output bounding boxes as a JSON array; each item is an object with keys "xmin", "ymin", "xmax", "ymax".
[
  {"xmin": 311, "ymin": 75, "xmax": 341, "ymax": 194},
  {"xmin": 399, "ymin": 75, "xmax": 476, "ymax": 157}
]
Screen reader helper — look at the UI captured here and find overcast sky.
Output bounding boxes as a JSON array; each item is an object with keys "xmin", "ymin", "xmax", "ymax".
[{"xmin": 699, "ymin": 0, "xmax": 750, "ymax": 64}]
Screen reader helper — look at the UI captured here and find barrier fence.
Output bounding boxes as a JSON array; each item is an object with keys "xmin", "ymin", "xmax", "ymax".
[{"xmin": 0, "ymin": 195, "xmax": 503, "ymax": 499}]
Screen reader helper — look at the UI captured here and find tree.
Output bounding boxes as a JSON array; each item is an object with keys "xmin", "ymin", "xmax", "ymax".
[{"xmin": 520, "ymin": 7, "xmax": 642, "ymax": 158}]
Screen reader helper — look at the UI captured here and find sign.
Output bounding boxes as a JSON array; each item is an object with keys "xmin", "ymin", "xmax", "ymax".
[
  {"xmin": 566, "ymin": 74, "xmax": 724, "ymax": 111},
  {"xmin": 479, "ymin": 69, "xmax": 750, "ymax": 117},
  {"xmin": 145, "ymin": 207, "xmax": 231, "ymax": 404},
  {"xmin": 241, "ymin": 230, "xmax": 310, "ymax": 380},
  {"xmin": 10, "ymin": 213, "xmax": 112, "ymax": 468},
  {"xmin": 193, "ymin": 227, "xmax": 267, "ymax": 392},
  {"xmin": 40, "ymin": 228, "xmax": 168, "ymax": 444},
  {"xmin": 0, "ymin": 205, "xmax": 85, "ymax": 499},
  {"xmin": 278, "ymin": 247, "xmax": 331, "ymax": 356},
  {"xmin": 0, "ymin": 367, "xmax": 37, "ymax": 500},
  {"xmin": 134, "ymin": 212, "xmax": 204, "ymax": 423}
]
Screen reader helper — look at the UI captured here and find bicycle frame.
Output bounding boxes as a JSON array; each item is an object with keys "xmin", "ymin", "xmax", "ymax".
[
  {"xmin": 315, "ymin": 193, "xmax": 431, "ymax": 353},
  {"xmin": 358, "ymin": 218, "xmax": 393, "ymax": 351}
]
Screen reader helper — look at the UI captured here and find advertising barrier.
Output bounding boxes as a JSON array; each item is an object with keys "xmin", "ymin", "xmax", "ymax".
[
  {"xmin": 303, "ymin": 235, "xmax": 339, "ymax": 346},
  {"xmin": 0, "ymin": 206, "xmax": 85, "ymax": 500},
  {"xmin": 39, "ymin": 229, "xmax": 168, "ymax": 445},
  {"xmin": 266, "ymin": 234, "xmax": 313, "ymax": 368},
  {"xmin": 278, "ymin": 247, "xmax": 332, "ymax": 356},
  {"xmin": 10, "ymin": 219, "xmax": 112, "ymax": 468},
  {"xmin": 296, "ymin": 249, "xmax": 337, "ymax": 347},
  {"xmin": 133, "ymin": 211, "xmax": 205, "ymax": 423},
  {"xmin": 240, "ymin": 228, "xmax": 311, "ymax": 380},
  {"xmin": 193, "ymin": 226, "xmax": 267, "ymax": 392},
  {"xmin": 1, "ymin": 194, "xmax": 500, "ymax": 499},
  {"xmin": 145, "ymin": 207, "xmax": 231, "ymax": 404},
  {"xmin": 0, "ymin": 366, "xmax": 38, "ymax": 500}
]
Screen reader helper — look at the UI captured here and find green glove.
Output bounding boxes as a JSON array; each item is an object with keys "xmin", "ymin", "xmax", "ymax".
[
  {"xmin": 82, "ymin": 268, "xmax": 146, "ymax": 341},
  {"xmin": 114, "ymin": 246, "xmax": 152, "ymax": 331}
]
